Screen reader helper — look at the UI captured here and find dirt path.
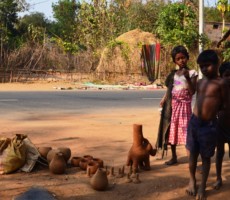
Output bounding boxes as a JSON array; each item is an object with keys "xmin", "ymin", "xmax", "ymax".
[{"xmin": 0, "ymin": 82, "xmax": 230, "ymax": 200}]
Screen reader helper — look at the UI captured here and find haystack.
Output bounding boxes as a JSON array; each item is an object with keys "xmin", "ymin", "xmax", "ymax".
[{"xmin": 96, "ymin": 29, "xmax": 158, "ymax": 75}]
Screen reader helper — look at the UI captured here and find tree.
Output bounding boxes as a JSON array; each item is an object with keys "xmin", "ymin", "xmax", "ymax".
[
  {"xmin": 217, "ymin": 0, "xmax": 230, "ymax": 34},
  {"xmin": 0, "ymin": 0, "xmax": 23, "ymax": 67},
  {"xmin": 18, "ymin": 12, "xmax": 51, "ymax": 42},
  {"xmin": 155, "ymin": 2, "xmax": 198, "ymax": 50}
]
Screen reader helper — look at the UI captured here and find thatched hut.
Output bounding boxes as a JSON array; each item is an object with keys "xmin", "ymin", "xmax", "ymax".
[{"xmin": 96, "ymin": 29, "xmax": 159, "ymax": 81}]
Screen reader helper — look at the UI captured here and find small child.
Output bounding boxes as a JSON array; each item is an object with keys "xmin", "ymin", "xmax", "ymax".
[
  {"xmin": 213, "ymin": 62, "xmax": 230, "ymax": 190},
  {"xmin": 185, "ymin": 50, "xmax": 227, "ymax": 199},
  {"xmin": 156, "ymin": 45, "xmax": 197, "ymax": 164}
]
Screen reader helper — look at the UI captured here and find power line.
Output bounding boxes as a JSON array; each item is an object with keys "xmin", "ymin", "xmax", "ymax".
[{"xmin": 30, "ymin": 0, "xmax": 51, "ymax": 6}]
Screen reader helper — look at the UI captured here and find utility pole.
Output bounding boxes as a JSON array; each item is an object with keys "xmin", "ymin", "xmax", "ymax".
[{"xmin": 198, "ymin": 0, "xmax": 204, "ymax": 79}]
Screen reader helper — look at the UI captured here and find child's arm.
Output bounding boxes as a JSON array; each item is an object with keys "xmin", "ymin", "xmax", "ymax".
[
  {"xmin": 160, "ymin": 93, "xmax": 166, "ymax": 107},
  {"xmin": 182, "ymin": 68, "xmax": 197, "ymax": 95}
]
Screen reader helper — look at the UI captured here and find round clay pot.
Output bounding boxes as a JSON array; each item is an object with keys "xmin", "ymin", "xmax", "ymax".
[
  {"xmin": 49, "ymin": 152, "xmax": 67, "ymax": 174},
  {"xmin": 71, "ymin": 156, "xmax": 82, "ymax": 167},
  {"xmin": 37, "ymin": 147, "xmax": 52, "ymax": 159},
  {"xmin": 90, "ymin": 168, "xmax": 108, "ymax": 191},
  {"xmin": 87, "ymin": 161, "xmax": 99, "ymax": 174},
  {"xmin": 79, "ymin": 158, "xmax": 89, "ymax": 170},
  {"xmin": 47, "ymin": 149, "xmax": 60, "ymax": 163},
  {"xmin": 57, "ymin": 147, "xmax": 71, "ymax": 162},
  {"xmin": 83, "ymin": 155, "xmax": 93, "ymax": 161},
  {"xmin": 92, "ymin": 158, "xmax": 104, "ymax": 168}
]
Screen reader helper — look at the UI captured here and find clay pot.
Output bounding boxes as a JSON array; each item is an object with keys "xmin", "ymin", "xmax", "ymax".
[
  {"xmin": 79, "ymin": 158, "xmax": 89, "ymax": 170},
  {"xmin": 57, "ymin": 147, "xmax": 71, "ymax": 162},
  {"xmin": 47, "ymin": 149, "xmax": 60, "ymax": 163},
  {"xmin": 71, "ymin": 156, "xmax": 82, "ymax": 167},
  {"xmin": 83, "ymin": 155, "xmax": 93, "ymax": 161},
  {"xmin": 92, "ymin": 158, "xmax": 104, "ymax": 168},
  {"xmin": 87, "ymin": 161, "xmax": 99, "ymax": 174},
  {"xmin": 90, "ymin": 168, "xmax": 108, "ymax": 191},
  {"xmin": 49, "ymin": 152, "xmax": 67, "ymax": 174},
  {"xmin": 37, "ymin": 147, "xmax": 52, "ymax": 159}
]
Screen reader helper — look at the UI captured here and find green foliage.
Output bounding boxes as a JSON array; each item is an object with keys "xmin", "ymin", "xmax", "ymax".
[
  {"xmin": 222, "ymin": 41, "xmax": 230, "ymax": 61},
  {"xmin": 18, "ymin": 12, "xmax": 51, "ymax": 43},
  {"xmin": 155, "ymin": 3, "xmax": 198, "ymax": 49},
  {"xmin": 0, "ymin": 0, "xmax": 19, "ymax": 45},
  {"xmin": 199, "ymin": 33, "xmax": 212, "ymax": 50},
  {"xmin": 126, "ymin": 1, "xmax": 164, "ymax": 33},
  {"xmin": 217, "ymin": 0, "xmax": 230, "ymax": 13},
  {"xmin": 204, "ymin": 7, "xmax": 222, "ymax": 22},
  {"xmin": 51, "ymin": 37, "xmax": 85, "ymax": 54},
  {"xmin": 52, "ymin": 0, "xmax": 80, "ymax": 41},
  {"xmin": 51, "ymin": 0, "xmax": 84, "ymax": 54},
  {"xmin": 77, "ymin": 0, "xmax": 112, "ymax": 51},
  {"xmin": 106, "ymin": 39, "xmax": 130, "ymax": 64}
]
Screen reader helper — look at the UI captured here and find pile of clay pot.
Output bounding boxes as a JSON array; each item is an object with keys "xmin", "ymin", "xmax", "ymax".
[
  {"xmin": 37, "ymin": 146, "xmax": 141, "ymax": 191},
  {"xmin": 37, "ymin": 146, "xmax": 71, "ymax": 175},
  {"xmin": 37, "ymin": 146, "xmax": 109, "ymax": 191}
]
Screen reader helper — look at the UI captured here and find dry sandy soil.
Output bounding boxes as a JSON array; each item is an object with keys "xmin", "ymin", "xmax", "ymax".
[{"xmin": 1, "ymin": 81, "xmax": 230, "ymax": 200}]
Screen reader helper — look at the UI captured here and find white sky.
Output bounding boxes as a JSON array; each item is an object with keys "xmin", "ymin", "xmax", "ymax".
[{"xmin": 20, "ymin": 0, "xmax": 217, "ymax": 20}]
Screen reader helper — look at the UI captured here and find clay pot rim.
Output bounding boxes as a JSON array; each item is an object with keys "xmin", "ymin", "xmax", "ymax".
[
  {"xmin": 87, "ymin": 161, "xmax": 99, "ymax": 166},
  {"xmin": 71, "ymin": 156, "xmax": 82, "ymax": 160},
  {"xmin": 38, "ymin": 146, "xmax": 52, "ymax": 149},
  {"xmin": 80, "ymin": 158, "xmax": 88, "ymax": 162},
  {"xmin": 83, "ymin": 155, "xmax": 93, "ymax": 160}
]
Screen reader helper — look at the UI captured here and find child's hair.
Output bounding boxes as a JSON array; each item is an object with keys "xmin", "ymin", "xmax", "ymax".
[
  {"xmin": 219, "ymin": 62, "xmax": 230, "ymax": 77},
  {"xmin": 197, "ymin": 50, "xmax": 219, "ymax": 65},
  {"xmin": 171, "ymin": 45, "xmax": 189, "ymax": 62}
]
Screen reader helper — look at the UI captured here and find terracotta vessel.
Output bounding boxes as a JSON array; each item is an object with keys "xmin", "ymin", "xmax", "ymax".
[
  {"xmin": 87, "ymin": 161, "xmax": 99, "ymax": 174},
  {"xmin": 47, "ymin": 149, "xmax": 60, "ymax": 163},
  {"xmin": 71, "ymin": 156, "xmax": 82, "ymax": 167},
  {"xmin": 92, "ymin": 158, "xmax": 104, "ymax": 168},
  {"xmin": 79, "ymin": 158, "xmax": 89, "ymax": 170},
  {"xmin": 57, "ymin": 147, "xmax": 71, "ymax": 162},
  {"xmin": 83, "ymin": 155, "xmax": 93, "ymax": 161},
  {"xmin": 90, "ymin": 168, "xmax": 108, "ymax": 191},
  {"xmin": 37, "ymin": 147, "xmax": 52, "ymax": 159},
  {"xmin": 49, "ymin": 152, "xmax": 67, "ymax": 174},
  {"xmin": 126, "ymin": 124, "xmax": 156, "ymax": 173}
]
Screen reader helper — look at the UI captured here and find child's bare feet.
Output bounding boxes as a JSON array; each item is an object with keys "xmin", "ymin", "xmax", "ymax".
[
  {"xmin": 213, "ymin": 179, "xmax": 222, "ymax": 190},
  {"xmin": 165, "ymin": 158, "xmax": 177, "ymax": 165},
  {"xmin": 196, "ymin": 187, "xmax": 206, "ymax": 200},
  {"xmin": 186, "ymin": 180, "xmax": 196, "ymax": 196}
]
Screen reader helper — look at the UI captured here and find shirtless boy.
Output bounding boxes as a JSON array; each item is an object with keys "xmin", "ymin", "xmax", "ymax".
[
  {"xmin": 185, "ymin": 50, "xmax": 227, "ymax": 200},
  {"xmin": 213, "ymin": 62, "xmax": 230, "ymax": 190}
]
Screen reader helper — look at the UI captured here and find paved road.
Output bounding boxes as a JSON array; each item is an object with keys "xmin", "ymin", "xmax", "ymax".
[{"xmin": 0, "ymin": 90, "xmax": 165, "ymax": 115}]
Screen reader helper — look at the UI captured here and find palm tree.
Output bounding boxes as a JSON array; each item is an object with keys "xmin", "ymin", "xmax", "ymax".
[{"xmin": 217, "ymin": 0, "xmax": 230, "ymax": 35}]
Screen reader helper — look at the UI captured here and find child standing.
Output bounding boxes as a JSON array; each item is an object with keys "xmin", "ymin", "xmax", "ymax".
[
  {"xmin": 156, "ymin": 45, "xmax": 197, "ymax": 164},
  {"xmin": 186, "ymin": 50, "xmax": 227, "ymax": 199},
  {"xmin": 213, "ymin": 62, "xmax": 230, "ymax": 190}
]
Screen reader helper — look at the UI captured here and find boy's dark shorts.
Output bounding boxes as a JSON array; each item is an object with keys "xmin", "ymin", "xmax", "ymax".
[{"xmin": 186, "ymin": 114, "xmax": 217, "ymax": 158}]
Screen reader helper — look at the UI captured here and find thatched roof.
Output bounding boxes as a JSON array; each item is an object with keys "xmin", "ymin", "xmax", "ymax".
[{"xmin": 96, "ymin": 29, "xmax": 159, "ymax": 74}]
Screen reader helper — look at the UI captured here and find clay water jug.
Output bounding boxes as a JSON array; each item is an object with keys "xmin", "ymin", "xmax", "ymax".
[
  {"xmin": 57, "ymin": 147, "xmax": 71, "ymax": 162},
  {"xmin": 49, "ymin": 152, "xmax": 67, "ymax": 174},
  {"xmin": 90, "ymin": 168, "xmax": 108, "ymax": 191},
  {"xmin": 37, "ymin": 147, "xmax": 52, "ymax": 159},
  {"xmin": 47, "ymin": 149, "xmax": 60, "ymax": 163}
]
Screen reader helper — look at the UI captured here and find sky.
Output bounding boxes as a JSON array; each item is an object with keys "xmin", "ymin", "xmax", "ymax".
[
  {"xmin": 20, "ymin": 0, "xmax": 59, "ymax": 20},
  {"xmin": 20, "ymin": 0, "xmax": 217, "ymax": 21}
]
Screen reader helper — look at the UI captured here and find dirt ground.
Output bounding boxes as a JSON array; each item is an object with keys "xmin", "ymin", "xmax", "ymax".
[{"xmin": 1, "ymin": 81, "xmax": 230, "ymax": 200}]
